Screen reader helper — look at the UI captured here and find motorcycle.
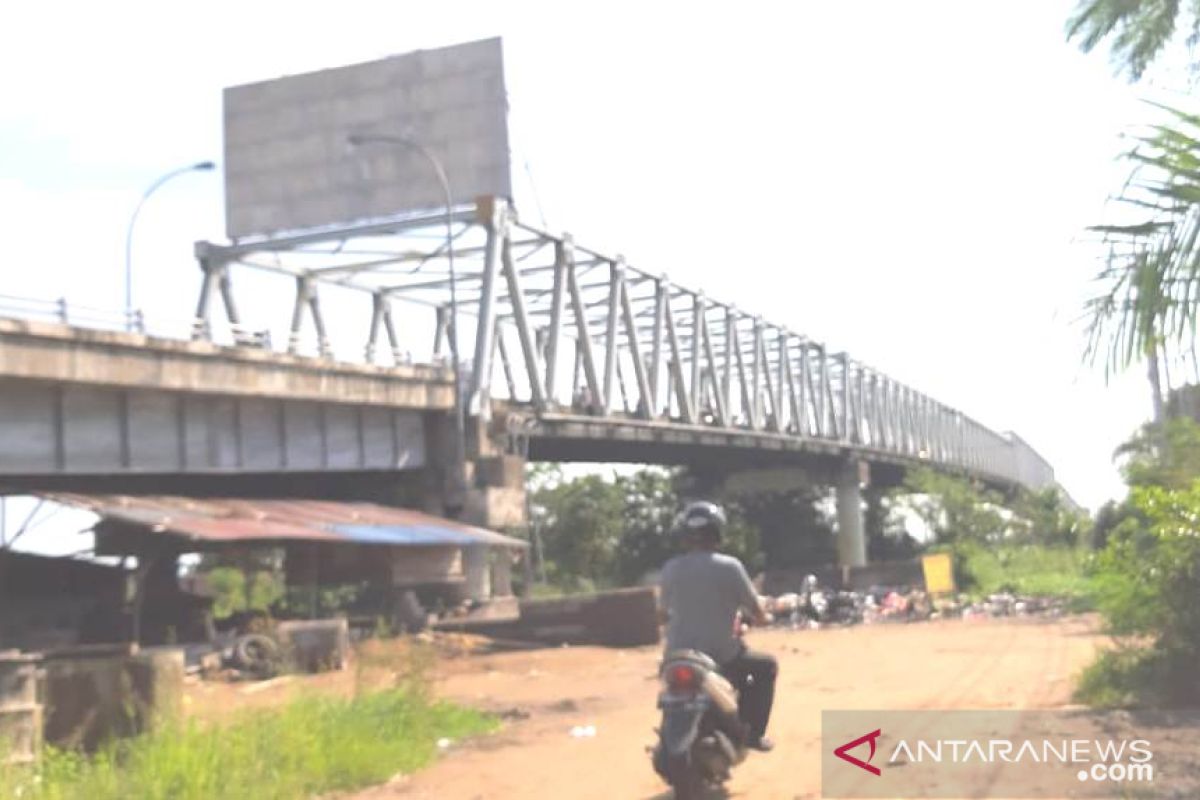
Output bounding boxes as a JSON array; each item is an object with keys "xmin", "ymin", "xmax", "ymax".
[
  {"xmin": 651, "ymin": 648, "xmax": 748, "ymax": 798},
  {"xmin": 826, "ymin": 590, "xmax": 865, "ymax": 625},
  {"xmin": 784, "ymin": 574, "xmax": 826, "ymax": 629},
  {"xmin": 652, "ymin": 606, "xmax": 772, "ymax": 798},
  {"xmin": 799, "ymin": 586, "xmax": 829, "ymax": 626}
]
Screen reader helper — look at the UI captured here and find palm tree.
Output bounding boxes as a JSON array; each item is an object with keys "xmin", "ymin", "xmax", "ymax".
[
  {"xmin": 1086, "ymin": 105, "xmax": 1200, "ymax": 419},
  {"xmin": 1067, "ymin": 0, "xmax": 1200, "ymax": 80}
]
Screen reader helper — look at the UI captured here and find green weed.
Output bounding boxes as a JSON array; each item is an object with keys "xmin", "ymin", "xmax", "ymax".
[{"xmin": 0, "ymin": 686, "xmax": 494, "ymax": 800}]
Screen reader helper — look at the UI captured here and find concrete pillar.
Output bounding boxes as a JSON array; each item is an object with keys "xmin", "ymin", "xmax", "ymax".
[
  {"xmin": 836, "ymin": 459, "xmax": 867, "ymax": 568},
  {"xmin": 43, "ymin": 649, "xmax": 183, "ymax": 752},
  {"xmin": 462, "ymin": 454, "xmax": 527, "ymax": 530},
  {"xmin": 864, "ymin": 485, "xmax": 886, "ymax": 559},
  {"xmin": 493, "ymin": 551, "xmax": 514, "ymax": 597},
  {"xmin": 463, "ymin": 545, "xmax": 491, "ymax": 601}
]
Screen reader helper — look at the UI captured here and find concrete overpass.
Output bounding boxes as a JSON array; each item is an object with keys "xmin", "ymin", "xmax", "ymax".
[
  {"xmin": 0, "ymin": 198, "xmax": 1056, "ymax": 566},
  {"xmin": 0, "ymin": 316, "xmax": 448, "ymax": 476},
  {"xmin": 0, "ymin": 314, "xmax": 528, "ymax": 530}
]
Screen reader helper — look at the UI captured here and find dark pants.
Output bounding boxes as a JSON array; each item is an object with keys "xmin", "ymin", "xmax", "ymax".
[{"xmin": 721, "ymin": 646, "xmax": 777, "ymax": 742}]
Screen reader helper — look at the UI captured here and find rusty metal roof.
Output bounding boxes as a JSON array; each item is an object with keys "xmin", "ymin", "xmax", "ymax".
[{"xmin": 45, "ymin": 494, "xmax": 528, "ymax": 549}]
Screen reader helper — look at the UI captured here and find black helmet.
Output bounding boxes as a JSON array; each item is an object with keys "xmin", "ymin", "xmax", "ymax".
[{"xmin": 673, "ymin": 500, "xmax": 727, "ymax": 542}]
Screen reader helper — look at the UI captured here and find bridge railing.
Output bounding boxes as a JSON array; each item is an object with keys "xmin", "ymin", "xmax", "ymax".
[
  {"xmin": 0, "ymin": 293, "xmax": 280, "ymax": 353},
  {"xmin": 0, "ymin": 294, "xmax": 146, "ymax": 332}
]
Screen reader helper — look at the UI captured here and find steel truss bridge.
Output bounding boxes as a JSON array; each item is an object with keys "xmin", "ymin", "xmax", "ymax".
[{"xmin": 191, "ymin": 196, "xmax": 1053, "ymax": 492}]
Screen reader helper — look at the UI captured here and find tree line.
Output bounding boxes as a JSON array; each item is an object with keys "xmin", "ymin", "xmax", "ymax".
[{"xmin": 525, "ymin": 462, "xmax": 1091, "ymax": 595}]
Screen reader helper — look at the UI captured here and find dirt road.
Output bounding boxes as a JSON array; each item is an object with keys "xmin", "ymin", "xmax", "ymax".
[{"xmin": 352, "ymin": 616, "xmax": 1104, "ymax": 800}]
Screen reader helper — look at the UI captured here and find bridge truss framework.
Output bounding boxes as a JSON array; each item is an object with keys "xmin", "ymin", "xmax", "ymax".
[{"xmin": 192, "ymin": 196, "xmax": 1053, "ymax": 492}]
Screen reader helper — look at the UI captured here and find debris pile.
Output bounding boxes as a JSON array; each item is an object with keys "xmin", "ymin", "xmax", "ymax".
[
  {"xmin": 767, "ymin": 584, "xmax": 1070, "ymax": 630},
  {"xmin": 957, "ymin": 593, "xmax": 1067, "ymax": 620}
]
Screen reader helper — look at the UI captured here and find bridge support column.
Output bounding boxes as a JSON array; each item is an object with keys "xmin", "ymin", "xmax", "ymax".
[
  {"xmin": 445, "ymin": 414, "xmax": 527, "ymax": 531},
  {"xmin": 461, "ymin": 454, "xmax": 527, "ymax": 530},
  {"xmin": 836, "ymin": 459, "xmax": 867, "ymax": 568},
  {"xmin": 864, "ymin": 485, "xmax": 886, "ymax": 560},
  {"xmin": 420, "ymin": 414, "xmax": 528, "ymax": 531}
]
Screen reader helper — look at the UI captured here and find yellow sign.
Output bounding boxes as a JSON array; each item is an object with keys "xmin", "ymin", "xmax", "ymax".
[{"xmin": 921, "ymin": 553, "xmax": 956, "ymax": 595}]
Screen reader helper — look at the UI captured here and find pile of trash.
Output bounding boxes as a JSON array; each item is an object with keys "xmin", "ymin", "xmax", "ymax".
[
  {"xmin": 767, "ymin": 578, "xmax": 1071, "ymax": 631},
  {"xmin": 767, "ymin": 586, "xmax": 869, "ymax": 630},
  {"xmin": 190, "ymin": 617, "xmax": 351, "ymax": 682},
  {"xmin": 861, "ymin": 587, "xmax": 932, "ymax": 624},
  {"xmin": 954, "ymin": 592, "xmax": 1067, "ymax": 620},
  {"xmin": 767, "ymin": 576, "xmax": 938, "ymax": 630},
  {"xmin": 189, "ymin": 632, "xmax": 285, "ymax": 681}
]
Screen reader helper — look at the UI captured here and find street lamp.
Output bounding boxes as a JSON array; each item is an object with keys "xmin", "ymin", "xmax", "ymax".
[
  {"xmin": 346, "ymin": 132, "xmax": 467, "ymax": 511},
  {"xmin": 124, "ymin": 161, "xmax": 216, "ymax": 330}
]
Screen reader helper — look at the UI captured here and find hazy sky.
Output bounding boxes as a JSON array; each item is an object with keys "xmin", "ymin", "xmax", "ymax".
[{"xmin": 1, "ymin": 0, "xmax": 1188, "ymax": 512}]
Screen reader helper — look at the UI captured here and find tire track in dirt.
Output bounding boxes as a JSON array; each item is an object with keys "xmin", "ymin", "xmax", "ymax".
[
  {"xmin": 829, "ymin": 621, "xmax": 1027, "ymax": 798},
  {"xmin": 971, "ymin": 619, "xmax": 1071, "ymax": 799},
  {"xmin": 686, "ymin": 619, "xmax": 1031, "ymax": 799},
  {"xmin": 350, "ymin": 617, "xmax": 1103, "ymax": 800}
]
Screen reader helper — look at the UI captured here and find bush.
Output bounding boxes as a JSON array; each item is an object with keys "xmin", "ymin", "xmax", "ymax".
[
  {"xmin": 1090, "ymin": 483, "xmax": 1200, "ymax": 647},
  {"xmin": 1078, "ymin": 480, "xmax": 1200, "ymax": 708},
  {"xmin": 1074, "ymin": 645, "xmax": 1200, "ymax": 708}
]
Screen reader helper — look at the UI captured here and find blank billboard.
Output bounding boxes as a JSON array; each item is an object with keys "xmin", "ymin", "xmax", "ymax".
[{"xmin": 223, "ymin": 37, "xmax": 511, "ymax": 240}]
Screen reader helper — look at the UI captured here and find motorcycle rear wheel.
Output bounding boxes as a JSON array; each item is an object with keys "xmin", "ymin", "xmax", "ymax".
[
  {"xmin": 667, "ymin": 757, "xmax": 705, "ymax": 800},
  {"xmin": 670, "ymin": 773, "xmax": 704, "ymax": 800}
]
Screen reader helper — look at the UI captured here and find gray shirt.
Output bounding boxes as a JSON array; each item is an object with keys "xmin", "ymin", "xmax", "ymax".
[{"xmin": 658, "ymin": 550, "xmax": 759, "ymax": 665}]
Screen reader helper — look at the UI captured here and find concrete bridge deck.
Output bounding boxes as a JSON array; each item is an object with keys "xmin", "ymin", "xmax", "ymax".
[{"xmin": 0, "ymin": 318, "xmax": 451, "ymax": 480}]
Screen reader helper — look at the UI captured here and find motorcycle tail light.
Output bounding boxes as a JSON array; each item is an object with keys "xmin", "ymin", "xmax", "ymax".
[{"xmin": 665, "ymin": 663, "xmax": 699, "ymax": 692}]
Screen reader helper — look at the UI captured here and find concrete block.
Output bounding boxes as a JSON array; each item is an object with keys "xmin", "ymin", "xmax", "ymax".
[
  {"xmin": 0, "ymin": 653, "xmax": 42, "ymax": 765},
  {"xmin": 276, "ymin": 619, "xmax": 350, "ymax": 673},
  {"xmin": 463, "ymin": 545, "xmax": 491, "ymax": 600},
  {"xmin": 0, "ymin": 706, "xmax": 41, "ymax": 765},
  {"xmin": 473, "ymin": 587, "xmax": 660, "ymax": 648},
  {"xmin": 465, "ymin": 416, "xmax": 503, "ymax": 458},
  {"xmin": 476, "ymin": 455, "xmax": 525, "ymax": 489},
  {"xmin": 462, "ymin": 486, "xmax": 526, "ymax": 529},
  {"xmin": 0, "ymin": 655, "xmax": 39, "ymax": 706},
  {"xmin": 43, "ymin": 649, "xmax": 184, "ymax": 752}
]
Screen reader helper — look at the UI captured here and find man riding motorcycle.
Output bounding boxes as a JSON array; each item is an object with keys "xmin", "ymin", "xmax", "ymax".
[{"xmin": 657, "ymin": 500, "xmax": 778, "ymax": 752}]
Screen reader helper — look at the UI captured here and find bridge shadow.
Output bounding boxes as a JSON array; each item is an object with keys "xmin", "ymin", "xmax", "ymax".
[{"xmin": 643, "ymin": 787, "xmax": 731, "ymax": 800}]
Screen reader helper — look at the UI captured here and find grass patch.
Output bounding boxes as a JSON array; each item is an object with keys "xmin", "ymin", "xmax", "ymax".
[
  {"xmin": 0, "ymin": 686, "xmax": 495, "ymax": 800},
  {"xmin": 1074, "ymin": 647, "xmax": 1156, "ymax": 708},
  {"xmin": 1074, "ymin": 644, "xmax": 1200, "ymax": 709},
  {"xmin": 955, "ymin": 544, "xmax": 1092, "ymax": 605}
]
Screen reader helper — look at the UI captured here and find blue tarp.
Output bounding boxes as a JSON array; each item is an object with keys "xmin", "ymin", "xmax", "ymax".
[{"xmin": 330, "ymin": 524, "xmax": 484, "ymax": 546}]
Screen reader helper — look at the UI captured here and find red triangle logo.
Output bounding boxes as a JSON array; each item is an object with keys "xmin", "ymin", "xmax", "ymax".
[{"xmin": 834, "ymin": 728, "xmax": 882, "ymax": 776}]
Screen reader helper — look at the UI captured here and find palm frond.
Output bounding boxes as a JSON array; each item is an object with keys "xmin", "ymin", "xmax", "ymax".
[
  {"xmin": 1083, "ymin": 105, "xmax": 1200, "ymax": 387},
  {"xmin": 1067, "ymin": 0, "xmax": 1183, "ymax": 80}
]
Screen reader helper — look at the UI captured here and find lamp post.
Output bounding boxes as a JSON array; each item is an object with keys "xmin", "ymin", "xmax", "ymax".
[
  {"xmin": 346, "ymin": 133, "xmax": 467, "ymax": 510},
  {"xmin": 124, "ymin": 161, "xmax": 215, "ymax": 330}
]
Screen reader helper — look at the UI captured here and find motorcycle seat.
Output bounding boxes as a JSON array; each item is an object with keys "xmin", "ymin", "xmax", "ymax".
[{"xmin": 661, "ymin": 649, "xmax": 719, "ymax": 672}]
